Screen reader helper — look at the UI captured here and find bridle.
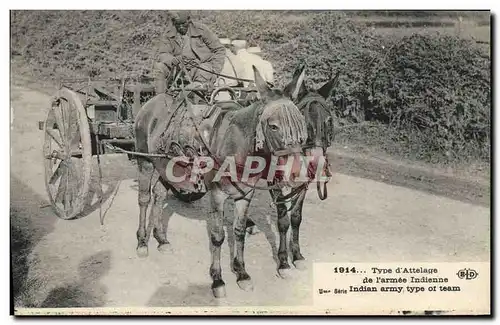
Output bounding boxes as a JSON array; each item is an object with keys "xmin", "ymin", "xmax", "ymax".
[
  {"xmin": 261, "ymin": 93, "xmax": 334, "ymax": 210},
  {"xmin": 295, "ymin": 92, "xmax": 334, "ymax": 202}
]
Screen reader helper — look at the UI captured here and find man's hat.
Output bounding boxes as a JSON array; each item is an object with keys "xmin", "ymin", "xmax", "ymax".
[{"xmin": 170, "ymin": 11, "xmax": 191, "ymax": 22}]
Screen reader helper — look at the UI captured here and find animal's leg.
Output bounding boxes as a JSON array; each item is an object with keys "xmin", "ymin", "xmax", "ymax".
[
  {"xmin": 232, "ymin": 191, "xmax": 254, "ymax": 291},
  {"xmin": 151, "ymin": 179, "xmax": 170, "ymax": 253},
  {"xmin": 136, "ymin": 158, "xmax": 155, "ymax": 258},
  {"xmin": 272, "ymin": 190, "xmax": 292, "ymax": 278},
  {"xmin": 269, "ymin": 190, "xmax": 296, "ymax": 278},
  {"xmin": 207, "ymin": 186, "xmax": 228, "ymax": 298},
  {"xmin": 290, "ymin": 193, "xmax": 306, "ymax": 270}
]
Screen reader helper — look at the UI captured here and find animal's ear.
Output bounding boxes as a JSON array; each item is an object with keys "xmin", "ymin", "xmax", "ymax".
[
  {"xmin": 318, "ymin": 71, "xmax": 340, "ymax": 100},
  {"xmin": 253, "ymin": 65, "xmax": 272, "ymax": 99},
  {"xmin": 283, "ymin": 63, "xmax": 306, "ymax": 102}
]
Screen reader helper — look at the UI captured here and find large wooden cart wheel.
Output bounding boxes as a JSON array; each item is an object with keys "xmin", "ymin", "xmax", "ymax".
[{"xmin": 43, "ymin": 88, "xmax": 92, "ymax": 220}]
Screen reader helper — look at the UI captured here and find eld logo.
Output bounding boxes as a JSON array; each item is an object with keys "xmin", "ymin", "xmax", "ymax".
[{"xmin": 456, "ymin": 268, "xmax": 478, "ymax": 280}]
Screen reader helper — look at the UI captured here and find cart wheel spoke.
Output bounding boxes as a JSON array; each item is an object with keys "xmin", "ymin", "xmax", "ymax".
[
  {"xmin": 55, "ymin": 167, "xmax": 68, "ymax": 204},
  {"xmin": 48, "ymin": 160, "xmax": 64, "ymax": 185},
  {"xmin": 63, "ymin": 165, "xmax": 73, "ymax": 213},
  {"xmin": 46, "ymin": 128, "xmax": 65, "ymax": 149},
  {"xmin": 67, "ymin": 158, "xmax": 81, "ymax": 201},
  {"xmin": 53, "ymin": 102, "xmax": 67, "ymax": 143},
  {"xmin": 61, "ymin": 98, "xmax": 75, "ymax": 138},
  {"xmin": 67, "ymin": 107, "xmax": 81, "ymax": 149},
  {"xmin": 69, "ymin": 127, "xmax": 82, "ymax": 154}
]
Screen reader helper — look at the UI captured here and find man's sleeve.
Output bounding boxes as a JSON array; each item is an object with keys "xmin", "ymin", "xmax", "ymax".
[
  {"xmin": 201, "ymin": 26, "xmax": 225, "ymax": 73},
  {"xmin": 158, "ymin": 42, "xmax": 176, "ymax": 68}
]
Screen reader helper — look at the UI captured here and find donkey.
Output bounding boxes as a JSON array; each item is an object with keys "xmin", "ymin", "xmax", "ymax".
[
  {"xmin": 133, "ymin": 66, "xmax": 310, "ymax": 298},
  {"xmin": 260, "ymin": 63, "xmax": 340, "ymax": 277}
]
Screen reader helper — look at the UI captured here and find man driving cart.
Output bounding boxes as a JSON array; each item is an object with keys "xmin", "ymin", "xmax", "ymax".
[{"xmin": 153, "ymin": 11, "xmax": 226, "ymax": 94}]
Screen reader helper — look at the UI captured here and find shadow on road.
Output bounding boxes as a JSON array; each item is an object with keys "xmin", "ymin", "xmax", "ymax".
[
  {"xmin": 147, "ymin": 283, "xmax": 219, "ymax": 307},
  {"xmin": 152, "ymin": 189, "xmax": 280, "ymax": 266},
  {"xmin": 11, "ymin": 173, "xmax": 113, "ymax": 308},
  {"xmin": 10, "ymin": 174, "xmax": 58, "ymax": 307},
  {"xmin": 40, "ymin": 250, "xmax": 111, "ymax": 308}
]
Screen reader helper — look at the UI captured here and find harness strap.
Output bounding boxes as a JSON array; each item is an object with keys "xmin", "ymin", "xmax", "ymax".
[
  {"xmin": 270, "ymin": 183, "xmax": 309, "ymax": 212},
  {"xmin": 223, "ymin": 53, "xmax": 240, "ymax": 86},
  {"xmin": 184, "ymin": 61, "xmax": 274, "ymax": 87}
]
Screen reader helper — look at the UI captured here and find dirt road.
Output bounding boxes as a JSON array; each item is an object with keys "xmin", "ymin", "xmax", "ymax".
[{"xmin": 10, "ymin": 85, "xmax": 490, "ymax": 310}]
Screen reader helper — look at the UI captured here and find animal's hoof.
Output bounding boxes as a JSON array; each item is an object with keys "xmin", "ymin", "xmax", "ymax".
[
  {"xmin": 136, "ymin": 246, "xmax": 149, "ymax": 258},
  {"xmin": 237, "ymin": 279, "xmax": 254, "ymax": 292},
  {"xmin": 293, "ymin": 259, "xmax": 307, "ymax": 270},
  {"xmin": 246, "ymin": 226, "xmax": 260, "ymax": 235},
  {"xmin": 157, "ymin": 243, "xmax": 172, "ymax": 254},
  {"xmin": 212, "ymin": 285, "xmax": 226, "ymax": 298},
  {"xmin": 278, "ymin": 267, "xmax": 292, "ymax": 279}
]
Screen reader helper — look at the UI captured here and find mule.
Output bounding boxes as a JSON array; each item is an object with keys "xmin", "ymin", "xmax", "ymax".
[
  {"xmin": 263, "ymin": 63, "xmax": 340, "ymax": 276},
  {"xmin": 133, "ymin": 66, "xmax": 310, "ymax": 298}
]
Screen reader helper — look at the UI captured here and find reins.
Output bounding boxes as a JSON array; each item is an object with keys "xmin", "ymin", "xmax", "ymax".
[
  {"xmin": 106, "ymin": 88, "xmax": 309, "ymax": 197},
  {"xmin": 183, "ymin": 60, "xmax": 274, "ymax": 88},
  {"xmin": 107, "ymin": 64, "xmax": 330, "ymax": 208},
  {"xmin": 182, "ymin": 64, "xmax": 333, "ymax": 204},
  {"xmin": 181, "ymin": 90, "xmax": 308, "ymax": 196},
  {"xmin": 106, "ymin": 89, "xmax": 331, "ymax": 206}
]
